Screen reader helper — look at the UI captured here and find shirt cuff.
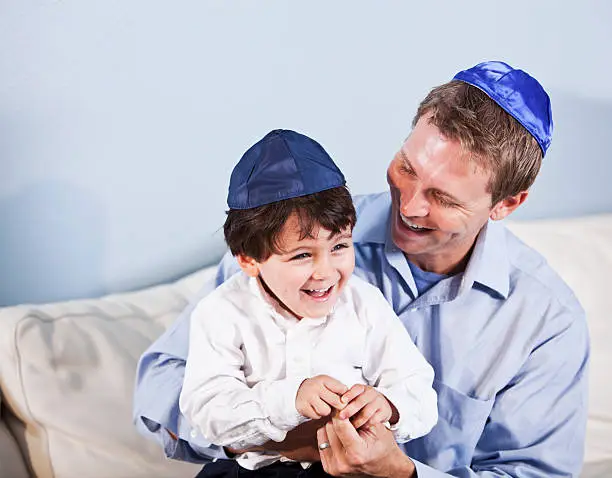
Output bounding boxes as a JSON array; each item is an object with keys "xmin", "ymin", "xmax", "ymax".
[
  {"xmin": 176, "ymin": 414, "xmax": 229, "ymax": 460},
  {"xmin": 380, "ymin": 385, "xmax": 437, "ymax": 444},
  {"xmin": 261, "ymin": 376, "xmax": 310, "ymax": 430},
  {"xmin": 153, "ymin": 426, "xmax": 217, "ymax": 464},
  {"xmin": 412, "ymin": 458, "xmax": 449, "ymax": 477},
  {"xmin": 378, "ymin": 387, "xmax": 416, "ymax": 443}
]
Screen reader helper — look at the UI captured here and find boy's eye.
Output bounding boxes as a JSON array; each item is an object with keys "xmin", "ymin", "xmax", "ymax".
[
  {"xmin": 290, "ymin": 252, "xmax": 311, "ymax": 261},
  {"xmin": 332, "ymin": 243, "xmax": 350, "ymax": 252}
]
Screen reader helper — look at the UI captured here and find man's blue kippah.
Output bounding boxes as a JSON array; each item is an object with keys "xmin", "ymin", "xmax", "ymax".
[
  {"xmin": 227, "ymin": 129, "xmax": 346, "ymax": 209},
  {"xmin": 453, "ymin": 61, "xmax": 553, "ymax": 156}
]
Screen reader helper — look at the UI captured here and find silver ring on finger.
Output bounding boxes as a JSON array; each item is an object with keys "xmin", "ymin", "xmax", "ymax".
[{"xmin": 318, "ymin": 442, "xmax": 330, "ymax": 450}]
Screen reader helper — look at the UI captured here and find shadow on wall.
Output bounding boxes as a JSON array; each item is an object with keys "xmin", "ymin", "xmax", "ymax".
[
  {"xmin": 0, "ymin": 181, "xmax": 107, "ymax": 306},
  {"xmin": 516, "ymin": 92, "xmax": 612, "ymax": 220}
]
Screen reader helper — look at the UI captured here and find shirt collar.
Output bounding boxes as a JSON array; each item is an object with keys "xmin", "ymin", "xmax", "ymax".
[
  {"xmin": 247, "ymin": 275, "xmax": 299, "ymax": 323},
  {"xmin": 246, "ymin": 275, "xmax": 332, "ymax": 324},
  {"xmin": 347, "ymin": 192, "xmax": 510, "ymax": 299},
  {"xmin": 352, "ymin": 192, "xmax": 391, "ymax": 245},
  {"xmin": 459, "ymin": 219, "xmax": 510, "ymax": 299},
  {"xmin": 354, "ymin": 191, "xmax": 510, "ymax": 299}
]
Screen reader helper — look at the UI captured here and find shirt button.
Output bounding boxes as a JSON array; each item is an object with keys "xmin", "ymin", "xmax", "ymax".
[{"xmin": 190, "ymin": 429, "xmax": 198, "ymax": 439}]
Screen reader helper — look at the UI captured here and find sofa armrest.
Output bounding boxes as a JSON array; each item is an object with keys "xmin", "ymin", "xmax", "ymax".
[{"xmin": 0, "ymin": 265, "xmax": 217, "ymax": 478}]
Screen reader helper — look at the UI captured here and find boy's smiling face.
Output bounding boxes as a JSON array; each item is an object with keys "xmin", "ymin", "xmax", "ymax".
[{"xmin": 238, "ymin": 213, "xmax": 355, "ymax": 319}]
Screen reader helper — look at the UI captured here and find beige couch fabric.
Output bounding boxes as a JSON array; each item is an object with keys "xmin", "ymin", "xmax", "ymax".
[{"xmin": 0, "ymin": 268, "xmax": 213, "ymax": 478}]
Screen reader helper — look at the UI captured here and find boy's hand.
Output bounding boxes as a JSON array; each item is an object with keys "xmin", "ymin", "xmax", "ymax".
[
  {"xmin": 339, "ymin": 384, "xmax": 398, "ymax": 429},
  {"xmin": 296, "ymin": 375, "xmax": 348, "ymax": 419}
]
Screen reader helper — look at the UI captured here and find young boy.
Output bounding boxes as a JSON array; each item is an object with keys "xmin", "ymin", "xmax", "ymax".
[{"xmin": 179, "ymin": 129, "xmax": 437, "ymax": 477}]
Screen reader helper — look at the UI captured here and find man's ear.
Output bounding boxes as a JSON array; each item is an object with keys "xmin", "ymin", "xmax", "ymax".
[
  {"xmin": 489, "ymin": 191, "xmax": 528, "ymax": 221},
  {"xmin": 236, "ymin": 254, "xmax": 261, "ymax": 277}
]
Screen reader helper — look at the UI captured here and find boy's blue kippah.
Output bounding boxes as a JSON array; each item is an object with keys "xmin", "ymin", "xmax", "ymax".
[
  {"xmin": 227, "ymin": 129, "xmax": 346, "ymax": 209},
  {"xmin": 453, "ymin": 61, "xmax": 553, "ymax": 156}
]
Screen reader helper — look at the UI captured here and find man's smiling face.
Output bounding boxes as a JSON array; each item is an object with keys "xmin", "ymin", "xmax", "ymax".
[{"xmin": 387, "ymin": 117, "xmax": 497, "ymax": 274}]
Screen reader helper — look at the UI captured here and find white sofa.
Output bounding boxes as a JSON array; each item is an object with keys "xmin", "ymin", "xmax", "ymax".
[{"xmin": 1, "ymin": 215, "xmax": 611, "ymax": 478}]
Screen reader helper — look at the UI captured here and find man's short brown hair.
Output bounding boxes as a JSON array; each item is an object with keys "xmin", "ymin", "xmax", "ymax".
[
  {"xmin": 413, "ymin": 81, "xmax": 543, "ymax": 205},
  {"xmin": 223, "ymin": 186, "xmax": 356, "ymax": 262}
]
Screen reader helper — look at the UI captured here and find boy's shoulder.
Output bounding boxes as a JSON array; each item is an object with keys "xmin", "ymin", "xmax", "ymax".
[
  {"xmin": 342, "ymin": 274, "xmax": 389, "ymax": 311},
  {"xmin": 192, "ymin": 272, "xmax": 251, "ymax": 317}
]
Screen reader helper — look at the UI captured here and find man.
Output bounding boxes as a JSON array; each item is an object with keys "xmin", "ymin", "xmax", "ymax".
[{"xmin": 134, "ymin": 61, "xmax": 589, "ymax": 477}]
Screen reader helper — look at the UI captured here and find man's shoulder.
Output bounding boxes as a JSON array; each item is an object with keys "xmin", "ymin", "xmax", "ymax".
[
  {"xmin": 503, "ymin": 226, "xmax": 584, "ymax": 316},
  {"xmin": 352, "ymin": 192, "xmax": 391, "ymax": 245}
]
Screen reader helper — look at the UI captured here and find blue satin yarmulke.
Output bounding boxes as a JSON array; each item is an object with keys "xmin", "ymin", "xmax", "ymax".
[
  {"xmin": 453, "ymin": 61, "xmax": 553, "ymax": 156},
  {"xmin": 227, "ymin": 129, "xmax": 345, "ymax": 209}
]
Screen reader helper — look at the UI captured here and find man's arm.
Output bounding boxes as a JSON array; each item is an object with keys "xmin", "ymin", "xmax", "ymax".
[
  {"xmin": 132, "ymin": 251, "xmax": 239, "ymax": 463},
  {"xmin": 318, "ymin": 307, "xmax": 590, "ymax": 477}
]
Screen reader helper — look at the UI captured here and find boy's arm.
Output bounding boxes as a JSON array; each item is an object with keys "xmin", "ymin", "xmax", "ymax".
[
  {"xmin": 361, "ymin": 286, "xmax": 438, "ymax": 443},
  {"xmin": 132, "ymin": 251, "xmax": 239, "ymax": 462},
  {"xmin": 179, "ymin": 299, "xmax": 309, "ymax": 449}
]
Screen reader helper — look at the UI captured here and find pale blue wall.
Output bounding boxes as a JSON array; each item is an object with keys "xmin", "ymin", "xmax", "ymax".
[{"xmin": 1, "ymin": 1, "xmax": 611, "ymax": 306}]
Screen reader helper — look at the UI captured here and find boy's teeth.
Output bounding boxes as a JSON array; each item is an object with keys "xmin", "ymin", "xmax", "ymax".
[
  {"xmin": 309, "ymin": 287, "xmax": 330, "ymax": 293},
  {"xmin": 303, "ymin": 285, "xmax": 333, "ymax": 297}
]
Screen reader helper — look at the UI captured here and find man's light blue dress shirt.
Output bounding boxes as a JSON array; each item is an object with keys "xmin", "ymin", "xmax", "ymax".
[{"xmin": 134, "ymin": 192, "xmax": 589, "ymax": 477}]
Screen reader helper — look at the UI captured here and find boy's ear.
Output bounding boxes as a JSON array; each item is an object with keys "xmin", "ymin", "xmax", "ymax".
[{"xmin": 236, "ymin": 254, "xmax": 261, "ymax": 277}]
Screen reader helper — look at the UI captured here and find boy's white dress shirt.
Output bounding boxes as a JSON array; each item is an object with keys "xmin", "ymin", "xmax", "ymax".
[{"xmin": 179, "ymin": 272, "xmax": 437, "ymax": 470}]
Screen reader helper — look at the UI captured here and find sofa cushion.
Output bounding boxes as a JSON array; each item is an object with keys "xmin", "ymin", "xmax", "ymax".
[
  {"xmin": 0, "ymin": 266, "xmax": 215, "ymax": 478},
  {"xmin": 507, "ymin": 214, "xmax": 612, "ymax": 465}
]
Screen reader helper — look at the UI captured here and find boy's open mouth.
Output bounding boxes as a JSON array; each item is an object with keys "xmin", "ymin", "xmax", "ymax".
[{"xmin": 301, "ymin": 285, "xmax": 334, "ymax": 300}]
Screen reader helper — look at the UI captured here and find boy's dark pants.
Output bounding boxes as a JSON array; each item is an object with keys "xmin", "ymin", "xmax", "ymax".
[{"xmin": 196, "ymin": 460, "xmax": 331, "ymax": 478}]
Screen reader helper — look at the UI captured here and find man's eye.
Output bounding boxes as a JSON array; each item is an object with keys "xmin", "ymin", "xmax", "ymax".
[
  {"xmin": 400, "ymin": 164, "xmax": 416, "ymax": 176},
  {"xmin": 435, "ymin": 195, "xmax": 456, "ymax": 207}
]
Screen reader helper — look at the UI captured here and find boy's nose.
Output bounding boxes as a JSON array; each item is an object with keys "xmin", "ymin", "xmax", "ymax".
[{"xmin": 312, "ymin": 256, "xmax": 333, "ymax": 281}]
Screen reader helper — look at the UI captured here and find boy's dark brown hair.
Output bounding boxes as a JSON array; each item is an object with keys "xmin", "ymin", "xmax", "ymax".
[
  {"xmin": 224, "ymin": 186, "xmax": 356, "ymax": 262},
  {"xmin": 414, "ymin": 81, "xmax": 543, "ymax": 205}
]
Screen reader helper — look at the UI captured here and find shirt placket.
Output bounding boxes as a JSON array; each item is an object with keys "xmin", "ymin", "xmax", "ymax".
[{"xmin": 285, "ymin": 324, "xmax": 312, "ymax": 379}]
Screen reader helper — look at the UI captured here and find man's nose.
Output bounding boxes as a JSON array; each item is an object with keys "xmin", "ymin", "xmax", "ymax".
[{"xmin": 400, "ymin": 187, "xmax": 430, "ymax": 218}]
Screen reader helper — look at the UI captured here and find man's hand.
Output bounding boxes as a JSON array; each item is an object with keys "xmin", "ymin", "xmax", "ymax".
[
  {"xmin": 296, "ymin": 375, "xmax": 348, "ymax": 419},
  {"xmin": 339, "ymin": 384, "xmax": 399, "ymax": 429},
  {"xmin": 317, "ymin": 411, "xmax": 415, "ymax": 477}
]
